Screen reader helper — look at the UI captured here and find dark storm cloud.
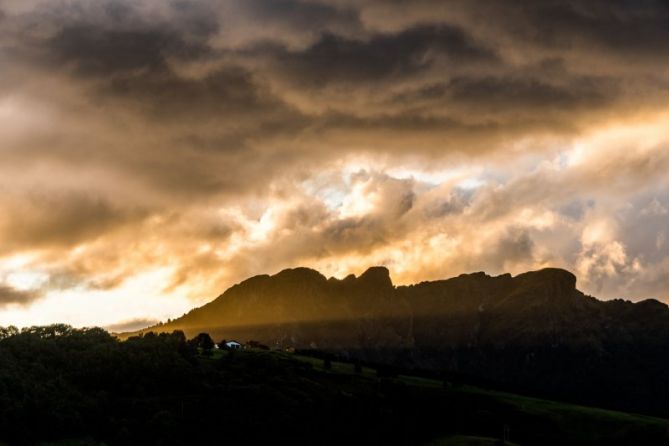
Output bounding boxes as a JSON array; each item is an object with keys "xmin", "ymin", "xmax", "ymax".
[
  {"xmin": 0, "ymin": 284, "xmax": 42, "ymax": 308},
  {"xmin": 235, "ymin": 0, "xmax": 361, "ymax": 36},
  {"xmin": 42, "ymin": 20, "xmax": 284, "ymax": 122},
  {"xmin": 346, "ymin": 0, "xmax": 669, "ymax": 51},
  {"xmin": 6, "ymin": 0, "xmax": 665, "ymax": 160},
  {"xmin": 269, "ymin": 24, "xmax": 497, "ymax": 88},
  {"xmin": 445, "ymin": 75, "xmax": 617, "ymax": 111},
  {"xmin": 49, "ymin": 26, "xmax": 199, "ymax": 76},
  {"xmin": 488, "ymin": 0, "xmax": 669, "ymax": 56},
  {"xmin": 2, "ymin": 0, "xmax": 666, "ymax": 195},
  {"xmin": 0, "ymin": 191, "xmax": 150, "ymax": 252},
  {"xmin": 495, "ymin": 228, "xmax": 535, "ymax": 265}
]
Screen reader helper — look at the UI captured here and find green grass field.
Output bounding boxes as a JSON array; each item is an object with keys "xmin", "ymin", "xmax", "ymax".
[
  {"xmin": 78, "ymin": 347, "xmax": 666, "ymax": 445},
  {"xmin": 279, "ymin": 350, "xmax": 669, "ymax": 445}
]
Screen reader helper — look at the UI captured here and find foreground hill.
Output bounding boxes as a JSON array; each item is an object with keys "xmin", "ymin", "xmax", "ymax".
[
  {"xmin": 0, "ymin": 326, "xmax": 666, "ymax": 445},
  {"xmin": 133, "ymin": 267, "xmax": 669, "ymax": 416}
]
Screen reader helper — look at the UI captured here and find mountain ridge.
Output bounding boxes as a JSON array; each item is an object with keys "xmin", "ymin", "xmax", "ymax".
[
  {"xmin": 134, "ymin": 265, "xmax": 664, "ymax": 339},
  {"xmin": 123, "ymin": 265, "xmax": 669, "ymax": 415}
]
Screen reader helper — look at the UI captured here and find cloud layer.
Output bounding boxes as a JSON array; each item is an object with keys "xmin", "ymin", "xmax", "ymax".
[{"xmin": 1, "ymin": 0, "xmax": 669, "ymax": 326}]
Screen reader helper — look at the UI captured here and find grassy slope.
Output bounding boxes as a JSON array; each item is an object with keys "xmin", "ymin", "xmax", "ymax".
[
  {"xmin": 458, "ymin": 386, "xmax": 667, "ymax": 444},
  {"xmin": 280, "ymin": 351, "xmax": 668, "ymax": 445},
  {"xmin": 39, "ymin": 348, "xmax": 669, "ymax": 445}
]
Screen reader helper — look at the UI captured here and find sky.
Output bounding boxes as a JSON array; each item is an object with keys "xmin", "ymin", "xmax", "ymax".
[{"xmin": 1, "ymin": 0, "xmax": 669, "ymax": 330}]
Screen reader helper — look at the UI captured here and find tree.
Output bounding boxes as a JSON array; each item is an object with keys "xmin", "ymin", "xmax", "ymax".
[
  {"xmin": 189, "ymin": 333, "xmax": 215, "ymax": 355},
  {"xmin": 0, "ymin": 326, "xmax": 19, "ymax": 340}
]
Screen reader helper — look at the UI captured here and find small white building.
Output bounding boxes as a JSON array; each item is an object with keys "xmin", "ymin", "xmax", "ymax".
[{"xmin": 225, "ymin": 340, "xmax": 242, "ymax": 350}]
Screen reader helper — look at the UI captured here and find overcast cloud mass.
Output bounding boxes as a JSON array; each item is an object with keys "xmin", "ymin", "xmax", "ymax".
[{"xmin": 1, "ymin": 0, "xmax": 669, "ymax": 327}]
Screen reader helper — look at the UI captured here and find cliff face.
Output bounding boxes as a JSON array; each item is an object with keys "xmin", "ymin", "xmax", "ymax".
[
  {"xmin": 138, "ymin": 265, "xmax": 667, "ymax": 355},
  {"xmin": 150, "ymin": 266, "xmax": 411, "ymax": 354}
]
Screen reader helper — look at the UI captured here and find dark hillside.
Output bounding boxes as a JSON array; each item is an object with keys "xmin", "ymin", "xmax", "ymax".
[
  {"xmin": 129, "ymin": 267, "xmax": 669, "ymax": 416},
  {"xmin": 0, "ymin": 326, "xmax": 666, "ymax": 445}
]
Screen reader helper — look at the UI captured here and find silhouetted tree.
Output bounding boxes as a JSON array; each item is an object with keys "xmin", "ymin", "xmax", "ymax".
[
  {"xmin": 0, "ymin": 326, "xmax": 19, "ymax": 339},
  {"xmin": 189, "ymin": 333, "xmax": 215, "ymax": 355}
]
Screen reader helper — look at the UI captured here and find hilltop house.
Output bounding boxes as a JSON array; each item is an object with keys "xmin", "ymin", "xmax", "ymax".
[{"xmin": 224, "ymin": 340, "xmax": 242, "ymax": 350}]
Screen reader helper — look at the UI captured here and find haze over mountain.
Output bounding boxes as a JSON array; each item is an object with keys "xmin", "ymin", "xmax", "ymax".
[{"xmin": 132, "ymin": 266, "xmax": 669, "ymax": 415}]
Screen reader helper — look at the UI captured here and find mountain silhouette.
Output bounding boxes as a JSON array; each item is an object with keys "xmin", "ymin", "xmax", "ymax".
[{"xmin": 130, "ymin": 266, "xmax": 669, "ymax": 415}]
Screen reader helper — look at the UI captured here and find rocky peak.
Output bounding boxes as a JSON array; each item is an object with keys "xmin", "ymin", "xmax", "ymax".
[
  {"xmin": 273, "ymin": 267, "xmax": 327, "ymax": 284},
  {"xmin": 358, "ymin": 266, "xmax": 394, "ymax": 290},
  {"xmin": 510, "ymin": 268, "xmax": 578, "ymax": 304}
]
